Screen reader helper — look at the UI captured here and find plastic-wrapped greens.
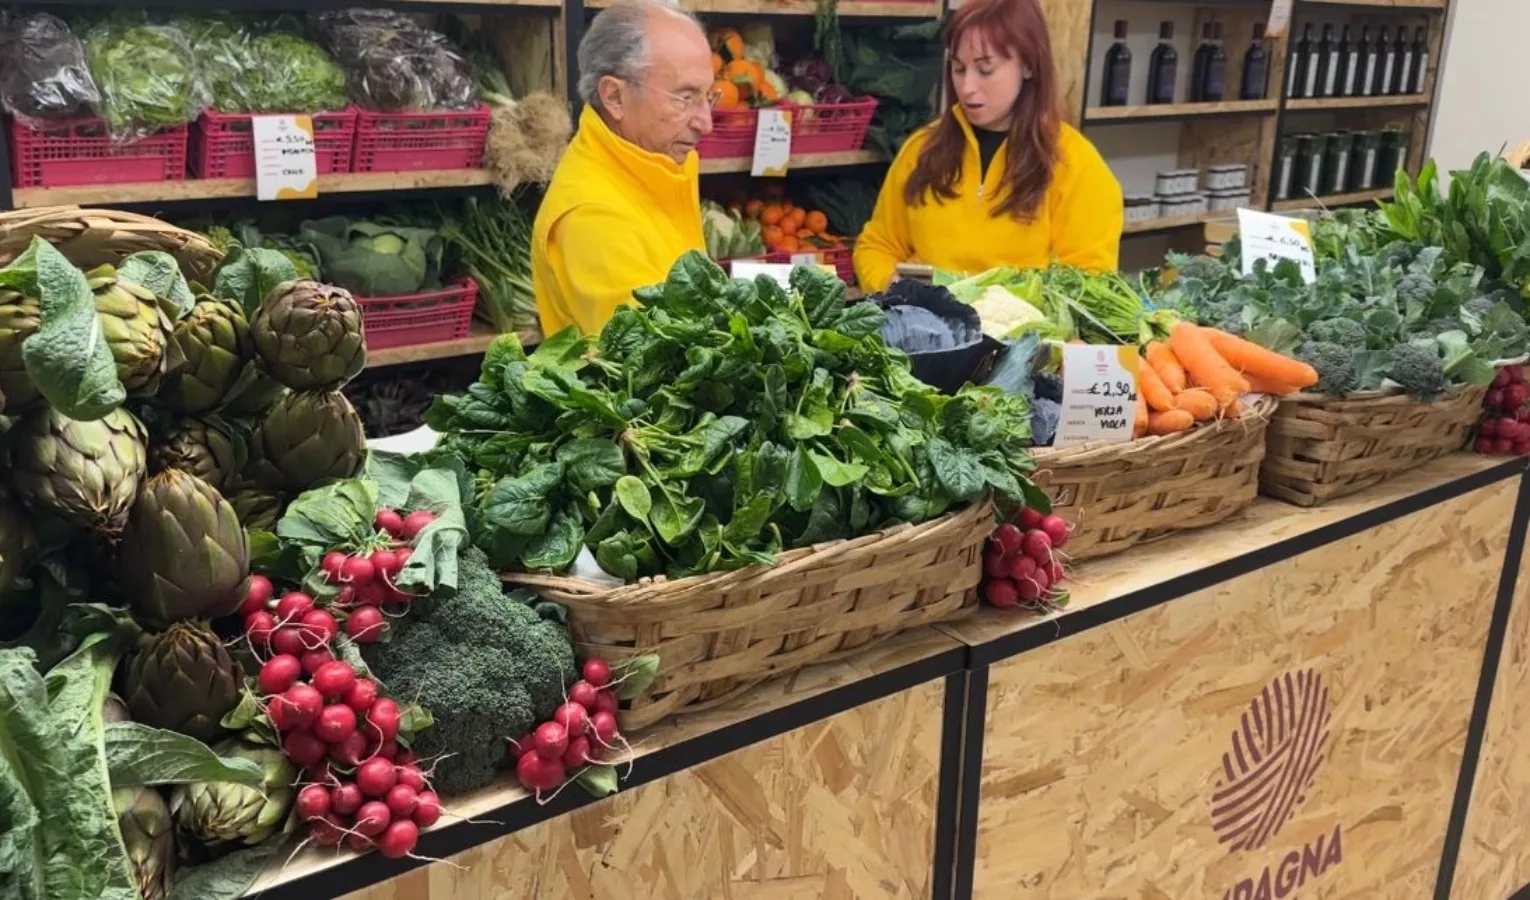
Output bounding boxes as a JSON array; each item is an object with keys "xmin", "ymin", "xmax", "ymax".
[
  {"xmin": 84, "ymin": 18, "xmax": 207, "ymax": 139},
  {"xmin": 246, "ymin": 31, "xmax": 349, "ymax": 113},
  {"xmin": 178, "ymin": 17, "xmax": 253, "ymax": 113},
  {"xmin": 313, "ymin": 9, "xmax": 476, "ymax": 112},
  {"xmin": 0, "ymin": 13, "xmax": 101, "ymax": 126}
]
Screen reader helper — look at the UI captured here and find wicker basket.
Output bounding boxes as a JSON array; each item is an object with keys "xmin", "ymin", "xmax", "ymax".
[
  {"xmin": 1260, "ymin": 386, "xmax": 1488, "ymax": 506},
  {"xmin": 503, "ymin": 499, "xmax": 995, "ymax": 730},
  {"xmin": 0, "ymin": 205, "xmax": 222, "ymax": 283},
  {"xmin": 1031, "ymin": 396, "xmax": 1277, "ymax": 561}
]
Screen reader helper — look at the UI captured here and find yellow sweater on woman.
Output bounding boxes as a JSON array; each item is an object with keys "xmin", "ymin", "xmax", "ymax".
[{"xmin": 853, "ymin": 108, "xmax": 1124, "ymax": 293}]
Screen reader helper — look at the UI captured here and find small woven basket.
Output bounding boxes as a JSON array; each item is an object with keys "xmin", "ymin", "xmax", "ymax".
[
  {"xmin": 503, "ymin": 499, "xmax": 995, "ymax": 730},
  {"xmin": 0, "ymin": 205, "xmax": 222, "ymax": 283},
  {"xmin": 1031, "ymin": 396, "xmax": 1277, "ymax": 561},
  {"xmin": 1259, "ymin": 386, "xmax": 1488, "ymax": 506}
]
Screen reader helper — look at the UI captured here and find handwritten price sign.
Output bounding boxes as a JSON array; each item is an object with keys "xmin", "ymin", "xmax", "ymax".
[
  {"xmin": 252, "ymin": 115, "xmax": 318, "ymax": 201},
  {"xmin": 1055, "ymin": 345, "xmax": 1140, "ymax": 448},
  {"xmin": 751, "ymin": 108, "xmax": 792, "ymax": 178},
  {"xmin": 1237, "ymin": 208, "xmax": 1316, "ymax": 284}
]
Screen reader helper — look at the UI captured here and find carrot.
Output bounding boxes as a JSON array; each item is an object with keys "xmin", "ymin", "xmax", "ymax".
[
  {"xmin": 1242, "ymin": 372, "xmax": 1299, "ymax": 396},
  {"xmin": 1168, "ymin": 322, "xmax": 1249, "ymax": 408},
  {"xmin": 1138, "ymin": 358, "xmax": 1176, "ymax": 412},
  {"xmin": 1145, "ymin": 342, "xmax": 1187, "ymax": 393},
  {"xmin": 1224, "ymin": 396, "xmax": 1243, "ymax": 418},
  {"xmin": 1148, "ymin": 408, "xmax": 1195, "ymax": 435},
  {"xmin": 1134, "ymin": 391, "xmax": 1149, "ymax": 438},
  {"xmin": 1201, "ymin": 328, "xmax": 1319, "ymax": 390},
  {"xmin": 1173, "ymin": 387, "xmax": 1219, "ymax": 422}
]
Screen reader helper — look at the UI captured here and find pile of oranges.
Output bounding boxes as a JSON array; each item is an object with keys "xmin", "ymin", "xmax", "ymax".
[
  {"xmin": 710, "ymin": 28, "xmax": 785, "ymax": 111},
  {"xmin": 736, "ymin": 194, "xmax": 843, "ymax": 255}
]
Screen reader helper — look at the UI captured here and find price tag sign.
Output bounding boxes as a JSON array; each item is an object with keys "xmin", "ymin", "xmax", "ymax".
[
  {"xmin": 750, "ymin": 108, "xmax": 792, "ymax": 178},
  {"xmin": 1237, "ymin": 207, "xmax": 1316, "ymax": 284},
  {"xmin": 252, "ymin": 114, "xmax": 318, "ymax": 201},
  {"xmin": 790, "ymin": 252, "xmax": 823, "ymax": 265},
  {"xmin": 1265, "ymin": 0, "xmax": 1294, "ymax": 37},
  {"xmin": 731, "ymin": 260, "xmax": 836, "ymax": 286},
  {"xmin": 1055, "ymin": 344, "xmax": 1140, "ymax": 448}
]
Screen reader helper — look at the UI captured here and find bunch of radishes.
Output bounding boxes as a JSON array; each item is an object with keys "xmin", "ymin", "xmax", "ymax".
[
  {"xmin": 508, "ymin": 658, "xmax": 627, "ymax": 797},
  {"xmin": 1476, "ymin": 365, "xmax": 1530, "ymax": 457},
  {"xmin": 980, "ymin": 508, "xmax": 1069, "ymax": 610}
]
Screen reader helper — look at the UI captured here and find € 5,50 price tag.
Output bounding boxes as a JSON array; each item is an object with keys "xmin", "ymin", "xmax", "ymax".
[
  {"xmin": 252, "ymin": 114, "xmax": 319, "ymax": 202},
  {"xmin": 1055, "ymin": 344, "xmax": 1140, "ymax": 448},
  {"xmin": 1237, "ymin": 207, "xmax": 1316, "ymax": 284},
  {"xmin": 751, "ymin": 108, "xmax": 792, "ymax": 178}
]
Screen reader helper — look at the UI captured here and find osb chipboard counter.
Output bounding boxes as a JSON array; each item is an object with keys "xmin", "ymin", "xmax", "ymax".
[{"xmin": 938, "ymin": 454, "xmax": 1528, "ymax": 900}]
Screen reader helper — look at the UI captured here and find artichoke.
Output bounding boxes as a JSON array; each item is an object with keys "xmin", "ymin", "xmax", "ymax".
[
  {"xmin": 171, "ymin": 738, "xmax": 295, "ymax": 847},
  {"xmin": 87, "ymin": 265, "xmax": 180, "ymax": 395},
  {"xmin": 251, "ymin": 280, "xmax": 366, "ymax": 392},
  {"xmin": 10, "ymin": 406, "xmax": 148, "ymax": 535},
  {"xmin": 158, "ymin": 297, "xmax": 253, "ymax": 415},
  {"xmin": 221, "ymin": 377, "xmax": 287, "ymax": 418},
  {"xmin": 114, "ymin": 786, "xmax": 174, "ymax": 900},
  {"xmin": 121, "ymin": 622, "xmax": 241, "ymax": 741},
  {"xmin": 0, "ymin": 484, "xmax": 37, "ymax": 595},
  {"xmin": 248, "ymin": 391, "xmax": 365, "ymax": 492},
  {"xmin": 226, "ymin": 486, "xmax": 285, "ymax": 531},
  {"xmin": 0, "ymin": 287, "xmax": 42, "ymax": 413},
  {"xmin": 120, "ymin": 470, "xmax": 249, "ymax": 624},
  {"xmin": 150, "ymin": 418, "xmax": 242, "ymax": 491}
]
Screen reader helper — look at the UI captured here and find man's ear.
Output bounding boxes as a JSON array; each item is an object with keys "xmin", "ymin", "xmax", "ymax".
[{"xmin": 598, "ymin": 75, "xmax": 626, "ymax": 120}]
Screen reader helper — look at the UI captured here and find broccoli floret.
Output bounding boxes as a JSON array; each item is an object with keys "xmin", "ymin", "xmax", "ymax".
[
  {"xmin": 1463, "ymin": 296, "xmax": 1496, "ymax": 321},
  {"xmin": 1307, "ymin": 318, "xmax": 1367, "ymax": 348},
  {"xmin": 362, "ymin": 546, "xmax": 575, "ymax": 796},
  {"xmin": 1396, "ymin": 273, "xmax": 1437, "ymax": 309},
  {"xmin": 1174, "ymin": 254, "xmax": 1227, "ymax": 284},
  {"xmin": 1296, "ymin": 341, "xmax": 1359, "ymax": 395},
  {"xmin": 1387, "ymin": 340, "xmax": 1449, "ymax": 398},
  {"xmin": 1416, "ymin": 317, "xmax": 1464, "ymax": 338}
]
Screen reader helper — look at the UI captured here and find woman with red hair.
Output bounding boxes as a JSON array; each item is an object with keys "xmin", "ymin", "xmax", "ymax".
[{"xmin": 853, "ymin": 0, "xmax": 1123, "ymax": 292}]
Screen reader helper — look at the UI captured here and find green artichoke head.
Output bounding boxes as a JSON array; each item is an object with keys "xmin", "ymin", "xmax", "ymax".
[
  {"xmin": 10, "ymin": 406, "xmax": 148, "ymax": 535},
  {"xmin": 248, "ymin": 390, "xmax": 365, "ymax": 492},
  {"xmin": 87, "ymin": 265, "xmax": 180, "ymax": 396},
  {"xmin": 158, "ymin": 297, "xmax": 254, "ymax": 415},
  {"xmin": 149, "ymin": 418, "xmax": 242, "ymax": 492},
  {"xmin": 113, "ymin": 786, "xmax": 174, "ymax": 900},
  {"xmin": 252, "ymin": 280, "xmax": 366, "ymax": 392},
  {"xmin": 121, "ymin": 621, "xmax": 241, "ymax": 742},
  {"xmin": 171, "ymin": 738, "xmax": 295, "ymax": 848},
  {"xmin": 120, "ymin": 469, "xmax": 250, "ymax": 625},
  {"xmin": 226, "ymin": 486, "xmax": 285, "ymax": 532},
  {"xmin": 0, "ymin": 286, "xmax": 43, "ymax": 413}
]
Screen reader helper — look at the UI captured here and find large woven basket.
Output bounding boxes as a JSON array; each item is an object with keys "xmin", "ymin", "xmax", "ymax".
[
  {"xmin": 0, "ymin": 205, "xmax": 222, "ymax": 282},
  {"xmin": 1031, "ymin": 396, "xmax": 1277, "ymax": 561},
  {"xmin": 503, "ymin": 499, "xmax": 994, "ymax": 730},
  {"xmin": 1260, "ymin": 385, "xmax": 1487, "ymax": 506}
]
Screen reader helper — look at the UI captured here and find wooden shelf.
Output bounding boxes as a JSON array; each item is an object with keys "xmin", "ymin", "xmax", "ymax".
[
  {"xmin": 1085, "ymin": 98, "xmax": 1279, "ymax": 123},
  {"xmin": 9, "ymin": 169, "xmax": 493, "ymax": 209},
  {"xmin": 586, "ymin": 0, "xmax": 939, "ymax": 14},
  {"xmin": 1123, "ymin": 210, "xmax": 1216, "ymax": 236},
  {"xmin": 1285, "ymin": 94, "xmax": 1431, "ymax": 111},
  {"xmin": 366, "ymin": 321, "xmax": 541, "ymax": 369},
  {"xmin": 1271, "ymin": 187, "xmax": 1394, "ymax": 212},
  {"xmin": 1301, "ymin": 0, "xmax": 1444, "ymax": 7},
  {"xmin": 699, "ymin": 149, "xmax": 883, "ymax": 174}
]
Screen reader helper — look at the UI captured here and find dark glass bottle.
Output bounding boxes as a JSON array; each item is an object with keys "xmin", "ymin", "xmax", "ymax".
[
  {"xmin": 1302, "ymin": 24, "xmax": 1325, "ymax": 98},
  {"xmin": 1240, "ymin": 23, "xmax": 1268, "ymax": 100},
  {"xmin": 1148, "ymin": 22, "xmax": 1179, "ymax": 105},
  {"xmin": 1316, "ymin": 24, "xmax": 1339, "ymax": 97},
  {"xmin": 1287, "ymin": 24, "xmax": 1314, "ymax": 99},
  {"xmin": 1357, "ymin": 26, "xmax": 1378, "ymax": 96},
  {"xmin": 1392, "ymin": 25, "xmax": 1414, "ymax": 95},
  {"xmin": 1376, "ymin": 26, "xmax": 1395, "ymax": 96},
  {"xmin": 1337, "ymin": 25, "xmax": 1358, "ymax": 97},
  {"xmin": 1191, "ymin": 24, "xmax": 1214, "ymax": 101},
  {"xmin": 1101, "ymin": 19, "xmax": 1132, "ymax": 106},
  {"xmin": 1202, "ymin": 23, "xmax": 1228, "ymax": 101},
  {"xmin": 1410, "ymin": 25, "xmax": 1430, "ymax": 94}
]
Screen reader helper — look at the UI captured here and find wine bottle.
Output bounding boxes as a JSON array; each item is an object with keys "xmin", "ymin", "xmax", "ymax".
[
  {"xmin": 1148, "ymin": 22, "xmax": 1179, "ymax": 105},
  {"xmin": 1315, "ymin": 24, "xmax": 1338, "ymax": 98},
  {"xmin": 1202, "ymin": 23, "xmax": 1228, "ymax": 101},
  {"xmin": 1303, "ymin": 23, "xmax": 1324, "ymax": 98},
  {"xmin": 1338, "ymin": 25, "xmax": 1358, "ymax": 97},
  {"xmin": 1410, "ymin": 25, "xmax": 1430, "ymax": 94},
  {"xmin": 1191, "ymin": 24, "xmax": 1213, "ymax": 101},
  {"xmin": 1240, "ymin": 23, "xmax": 1268, "ymax": 100},
  {"xmin": 1287, "ymin": 24, "xmax": 1314, "ymax": 99},
  {"xmin": 1376, "ymin": 26, "xmax": 1395, "ymax": 97},
  {"xmin": 1392, "ymin": 25, "xmax": 1413, "ymax": 95},
  {"xmin": 1358, "ymin": 26, "xmax": 1378, "ymax": 96},
  {"xmin": 1101, "ymin": 19, "xmax": 1132, "ymax": 106}
]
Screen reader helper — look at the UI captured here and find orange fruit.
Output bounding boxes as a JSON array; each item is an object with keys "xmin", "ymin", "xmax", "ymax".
[
  {"xmin": 778, "ymin": 235, "xmax": 801, "ymax": 253},
  {"xmin": 760, "ymin": 204, "xmax": 785, "ymax": 227},
  {"xmin": 782, "ymin": 209, "xmax": 805, "ymax": 232},
  {"xmin": 805, "ymin": 210, "xmax": 828, "ymax": 234},
  {"xmin": 762, "ymin": 225, "xmax": 785, "ymax": 248},
  {"xmin": 711, "ymin": 52, "xmax": 723, "ymax": 75},
  {"xmin": 714, "ymin": 80, "xmax": 742, "ymax": 110},
  {"xmin": 744, "ymin": 199, "xmax": 765, "ymax": 219}
]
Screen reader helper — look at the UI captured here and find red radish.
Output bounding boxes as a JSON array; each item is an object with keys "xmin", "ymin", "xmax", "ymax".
[
  {"xmin": 1495, "ymin": 439, "xmax": 1513, "ymax": 454},
  {"xmin": 244, "ymin": 610, "xmax": 276, "ymax": 648},
  {"xmin": 375, "ymin": 508, "xmax": 405, "ymax": 536},
  {"xmin": 354, "ymin": 580, "xmax": 389, "ymax": 606},
  {"xmin": 1021, "ymin": 530, "xmax": 1053, "ymax": 563},
  {"xmin": 396, "ymin": 750, "xmax": 417, "ymax": 767},
  {"xmin": 310, "ymin": 813, "xmax": 346, "ymax": 847},
  {"xmin": 1006, "ymin": 555, "xmax": 1038, "ymax": 582},
  {"xmin": 354, "ymin": 801, "xmax": 391, "ymax": 837},
  {"xmin": 332, "ymin": 585, "xmax": 356, "ymax": 608},
  {"xmin": 345, "ymin": 606, "xmax": 387, "ymax": 643},
  {"xmin": 562, "ymin": 735, "xmax": 593, "ymax": 768},
  {"xmin": 400, "ymin": 510, "xmax": 437, "ymax": 540},
  {"xmin": 384, "ymin": 585, "xmax": 417, "ymax": 606},
  {"xmin": 593, "ymin": 691, "xmax": 619, "ymax": 716},
  {"xmin": 1519, "ymin": 407, "xmax": 1530, "ymax": 423},
  {"xmin": 371, "ymin": 548, "xmax": 402, "ymax": 579},
  {"xmin": 358, "ymin": 757, "xmax": 399, "ymax": 797},
  {"xmin": 1015, "ymin": 577, "xmax": 1042, "ymax": 603},
  {"xmin": 385, "ymin": 784, "xmax": 419, "ymax": 818},
  {"xmin": 1488, "ymin": 388, "xmax": 1506, "ymax": 409},
  {"xmin": 515, "ymin": 751, "xmax": 565, "ymax": 791},
  {"xmin": 377, "ymin": 820, "xmax": 419, "ymax": 860},
  {"xmin": 1475, "ymin": 437, "xmax": 1495, "ymax": 454},
  {"xmin": 1494, "ymin": 368, "xmax": 1513, "ymax": 388},
  {"xmin": 397, "ymin": 765, "xmax": 426, "ymax": 792},
  {"xmin": 568, "ymin": 680, "xmax": 598, "ymax": 710},
  {"xmin": 554, "ymin": 702, "xmax": 589, "ymax": 736},
  {"xmin": 395, "ymin": 547, "xmax": 412, "ymax": 568},
  {"xmin": 273, "ymin": 684, "xmax": 323, "ymax": 730},
  {"xmin": 301, "ymin": 648, "xmax": 335, "ymax": 677},
  {"xmin": 271, "ymin": 627, "xmax": 306, "ymax": 658},
  {"xmin": 282, "ymin": 730, "xmax": 327, "ymax": 768},
  {"xmin": 312, "ymin": 661, "xmax": 356, "ymax": 699},
  {"xmin": 328, "ymin": 731, "xmax": 367, "ymax": 767},
  {"xmin": 340, "ymin": 556, "xmax": 375, "ymax": 585},
  {"xmin": 275, "ymin": 591, "xmax": 314, "ymax": 622},
  {"xmin": 345, "ymin": 832, "xmax": 372, "ymax": 852},
  {"xmin": 1047, "ymin": 559, "xmax": 1065, "ymax": 586},
  {"xmin": 1507, "ymin": 384, "xmax": 1529, "ymax": 409},
  {"xmin": 331, "ymin": 783, "xmax": 363, "ymax": 816},
  {"xmin": 590, "ymin": 711, "xmax": 620, "ymax": 745},
  {"xmin": 533, "ymin": 721, "xmax": 568, "ymax": 760},
  {"xmin": 984, "ymin": 578, "xmax": 1019, "ymax": 609},
  {"xmin": 991, "ymin": 523, "xmax": 1023, "ymax": 556},
  {"xmin": 1039, "ymin": 515, "xmax": 1070, "ymax": 548},
  {"xmin": 295, "ymin": 784, "xmax": 331, "ymax": 821},
  {"xmin": 315, "ymin": 704, "xmax": 357, "ymax": 743},
  {"xmin": 298, "ymin": 609, "xmax": 339, "ymax": 647},
  {"xmin": 367, "ymin": 698, "xmax": 401, "ymax": 742},
  {"xmin": 304, "ymin": 763, "xmax": 335, "ymax": 785},
  {"xmin": 507, "ymin": 734, "xmax": 532, "ymax": 759},
  {"xmin": 258, "ymin": 654, "xmax": 303, "ymax": 696},
  {"xmin": 239, "ymin": 575, "xmax": 273, "ymax": 616},
  {"xmin": 321, "ymin": 551, "xmax": 348, "ymax": 580},
  {"xmin": 344, "ymin": 678, "xmax": 379, "ymax": 713},
  {"xmin": 1517, "ymin": 442, "xmax": 1530, "ymax": 457},
  {"xmin": 1018, "ymin": 507, "xmax": 1044, "ymax": 529},
  {"xmin": 374, "ymin": 738, "xmax": 399, "ymax": 760},
  {"xmin": 413, "ymin": 791, "xmax": 441, "ymax": 828},
  {"xmin": 582, "ymin": 658, "xmax": 613, "ymax": 689},
  {"xmin": 1031, "ymin": 566, "xmax": 1053, "ymax": 594},
  {"xmin": 983, "ymin": 549, "xmax": 1008, "ymax": 579},
  {"xmin": 1482, "ymin": 419, "xmax": 1499, "ymax": 437}
]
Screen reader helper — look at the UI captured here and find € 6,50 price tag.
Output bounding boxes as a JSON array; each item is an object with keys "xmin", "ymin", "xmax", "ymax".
[
  {"xmin": 252, "ymin": 114, "xmax": 319, "ymax": 202},
  {"xmin": 1055, "ymin": 344, "xmax": 1140, "ymax": 448},
  {"xmin": 1237, "ymin": 207, "xmax": 1316, "ymax": 284}
]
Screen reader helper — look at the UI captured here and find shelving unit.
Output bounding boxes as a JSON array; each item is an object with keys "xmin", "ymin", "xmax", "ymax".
[
  {"xmin": 1285, "ymin": 93, "xmax": 1430, "ymax": 111},
  {"xmin": 365, "ymin": 321, "xmax": 542, "ymax": 369},
  {"xmin": 1271, "ymin": 185, "xmax": 1393, "ymax": 211},
  {"xmin": 9, "ymin": 170, "xmax": 495, "ymax": 210},
  {"xmin": 1084, "ymin": 98, "xmax": 1279, "ymax": 123},
  {"xmin": 698, "ymin": 149, "xmax": 884, "ymax": 175}
]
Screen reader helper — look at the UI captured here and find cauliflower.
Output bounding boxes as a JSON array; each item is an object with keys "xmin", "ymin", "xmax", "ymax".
[{"xmin": 970, "ymin": 286, "xmax": 1048, "ymax": 339}]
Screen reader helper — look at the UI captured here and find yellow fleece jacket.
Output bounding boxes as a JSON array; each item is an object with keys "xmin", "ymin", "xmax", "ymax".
[
  {"xmin": 532, "ymin": 107, "xmax": 706, "ymax": 336},
  {"xmin": 853, "ymin": 109, "xmax": 1124, "ymax": 292}
]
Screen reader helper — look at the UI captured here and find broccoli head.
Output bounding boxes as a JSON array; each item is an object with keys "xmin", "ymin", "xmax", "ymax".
[
  {"xmin": 1173, "ymin": 254, "xmax": 1227, "ymax": 284},
  {"xmin": 1296, "ymin": 341, "xmax": 1359, "ymax": 395},
  {"xmin": 362, "ymin": 546, "xmax": 576, "ymax": 796},
  {"xmin": 1463, "ymin": 296, "xmax": 1496, "ymax": 321},
  {"xmin": 1307, "ymin": 318, "xmax": 1367, "ymax": 348},
  {"xmin": 1386, "ymin": 340, "xmax": 1449, "ymax": 399},
  {"xmin": 1416, "ymin": 317, "xmax": 1464, "ymax": 338},
  {"xmin": 1395, "ymin": 273, "xmax": 1437, "ymax": 309}
]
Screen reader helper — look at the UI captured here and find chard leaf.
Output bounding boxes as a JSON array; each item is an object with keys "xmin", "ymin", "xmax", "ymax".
[
  {"xmin": 614, "ymin": 476, "xmax": 652, "ymax": 522},
  {"xmin": 276, "ymin": 479, "xmax": 379, "ymax": 548},
  {"xmin": 575, "ymin": 764, "xmax": 620, "ymax": 798},
  {"xmin": 927, "ymin": 438, "xmax": 986, "ymax": 501},
  {"xmin": 809, "ymin": 451, "xmax": 869, "ymax": 488},
  {"xmin": 556, "ymin": 439, "xmax": 627, "ymax": 493},
  {"xmin": 117, "ymin": 251, "xmax": 194, "ymax": 318},
  {"xmin": 15, "ymin": 239, "xmax": 127, "ymax": 421},
  {"xmin": 651, "ymin": 492, "xmax": 705, "ymax": 546},
  {"xmin": 394, "ymin": 467, "xmax": 471, "ymax": 597},
  {"xmin": 103, "ymin": 722, "xmax": 264, "ymax": 789},
  {"xmin": 481, "ymin": 463, "xmax": 564, "ymax": 537},
  {"xmin": 210, "ymin": 244, "xmax": 298, "ymax": 315},
  {"xmin": 521, "ymin": 509, "xmax": 584, "ymax": 571},
  {"xmin": 785, "ymin": 445, "xmax": 823, "ymax": 512}
]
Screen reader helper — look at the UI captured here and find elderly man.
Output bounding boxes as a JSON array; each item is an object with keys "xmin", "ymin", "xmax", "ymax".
[{"xmin": 531, "ymin": 0, "xmax": 716, "ymax": 336}]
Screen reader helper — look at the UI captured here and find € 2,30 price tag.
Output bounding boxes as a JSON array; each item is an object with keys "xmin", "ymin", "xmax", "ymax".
[
  {"xmin": 1055, "ymin": 344, "xmax": 1140, "ymax": 448},
  {"xmin": 1237, "ymin": 207, "xmax": 1316, "ymax": 284},
  {"xmin": 751, "ymin": 108, "xmax": 792, "ymax": 178},
  {"xmin": 252, "ymin": 114, "xmax": 319, "ymax": 202}
]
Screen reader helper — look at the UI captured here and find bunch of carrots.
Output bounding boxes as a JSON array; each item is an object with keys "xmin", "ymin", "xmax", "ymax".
[{"xmin": 1133, "ymin": 322, "xmax": 1320, "ymax": 437}]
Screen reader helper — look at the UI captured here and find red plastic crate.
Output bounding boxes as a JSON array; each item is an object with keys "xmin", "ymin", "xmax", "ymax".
[
  {"xmin": 191, "ymin": 108, "xmax": 357, "ymax": 179},
  {"xmin": 725, "ymin": 243, "xmax": 856, "ymax": 286},
  {"xmin": 8, "ymin": 117, "xmax": 187, "ymax": 188},
  {"xmin": 351, "ymin": 104, "xmax": 490, "ymax": 173},
  {"xmin": 358, "ymin": 278, "xmax": 478, "ymax": 351},
  {"xmin": 697, "ymin": 107, "xmax": 758, "ymax": 160},
  {"xmin": 789, "ymin": 98, "xmax": 877, "ymax": 155}
]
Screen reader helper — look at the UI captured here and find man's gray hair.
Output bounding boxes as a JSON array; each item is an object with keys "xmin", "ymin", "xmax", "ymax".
[{"xmin": 576, "ymin": 0, "xmax": 701, "ymax": 109}]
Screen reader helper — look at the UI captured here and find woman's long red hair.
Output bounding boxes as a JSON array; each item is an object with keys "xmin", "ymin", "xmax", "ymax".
[{"xmin": 904, "ymin": 0, "xmax": 1063, "ymax": 221}]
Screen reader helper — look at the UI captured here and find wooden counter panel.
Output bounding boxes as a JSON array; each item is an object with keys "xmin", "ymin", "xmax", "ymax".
[
  {"xmin": 1453, "ymin": 529, "xmax": 1530, "ymax": 899},
  {"xmin": 340, "ymin": 677, "xmax": 947, "ymax": 900},
  {"xmin": 971, "ymin": 479, "xmax": 1515, "ymax": 898}
]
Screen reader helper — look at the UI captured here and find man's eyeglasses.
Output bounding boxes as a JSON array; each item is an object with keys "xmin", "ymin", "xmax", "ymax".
[{"xmin": 624, "ymin": 79, "xmax": 723, "ymax": 113}]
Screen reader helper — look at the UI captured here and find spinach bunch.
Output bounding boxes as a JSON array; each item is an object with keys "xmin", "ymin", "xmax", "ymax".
[{"xmin": 425, "ymin": 251, "xmax": 1041, "ymax": 581}]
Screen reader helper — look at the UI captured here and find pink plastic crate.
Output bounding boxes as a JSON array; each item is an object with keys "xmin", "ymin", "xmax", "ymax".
[
  {"xmin": 8, "ymin": 117, "xmax": 187, "ymax": 188},
  {"xmin": 788, "ymin": 98, "xmax": 877, "ymax": 155},
  {"xmin": 191, "ymin": 108, "xmax": 357, "ymax": 179},
  {"xmin": 358, "ymin": 278, "xmax": 478, "ymax": 351},
  {"xmin": 725, "ymin": 244, "xmax": 856, "ymax": 286},
  {"xmin": 351, "ymin": 104, "xmax": 490, "ymax": 173},
  {"xmin": 696, "ymin": 107, "xmax": 758, "ymax": 160}
]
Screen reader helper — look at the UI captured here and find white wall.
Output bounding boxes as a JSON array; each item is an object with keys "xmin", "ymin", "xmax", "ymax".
[{"xmin": 1428, "ymin": 0, "xmax": 1530, "ymax": 171}]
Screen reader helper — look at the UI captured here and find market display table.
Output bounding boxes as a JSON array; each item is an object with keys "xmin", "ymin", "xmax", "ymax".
[{"xmin": 251, "ymin": 455, "xmax": 1530, "ymax": 900}]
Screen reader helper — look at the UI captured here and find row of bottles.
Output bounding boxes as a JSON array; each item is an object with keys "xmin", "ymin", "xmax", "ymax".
[
  {"xmin": 1100, "ymin": 21, "xmax": 1269, "ymax": 107},
  {"xmin": 1286, "ymin": 23, "xmax": 1430, "ymax": 99}
]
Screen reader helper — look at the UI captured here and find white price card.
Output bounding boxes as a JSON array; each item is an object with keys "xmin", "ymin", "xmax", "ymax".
[
  {"xmin": 1265, "ymin": 0, "xmax": 1294, "ymax": 38},
  {"xmin": 750, "ymin": 108, "xmax": 792, "ymax": 178},
  {"xmin": 1055, "ymin": 344, "xmax": 1140, "ymax": 448},
  {"xmin": 1237, "ymin": 207, "xmax": 1316, "ymax": 284},
  {"xmin": 252, "ymin": 114, "xmax": 319, "ymax": 202},
  {"xmin": 731, "ymin": 260, "xmax": 835, "ymax": 286}
]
